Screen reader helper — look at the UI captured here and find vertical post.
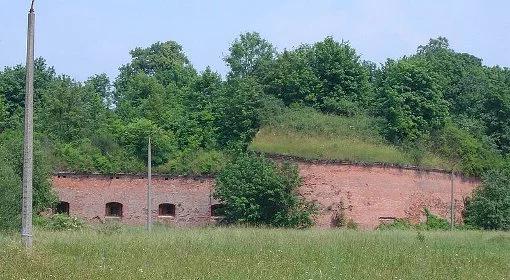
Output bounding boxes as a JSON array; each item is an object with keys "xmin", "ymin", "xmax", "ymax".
[
  {"xmin": 450, "ymin": 170, "xmax": 454, "ymax": 230},
  {"xmin": 22, "ymin": 0, "xmax": 36, "ymax": 250},
  {"xmin": 146, "ymin": 137, "xmax": 152, "ymax": 231}
]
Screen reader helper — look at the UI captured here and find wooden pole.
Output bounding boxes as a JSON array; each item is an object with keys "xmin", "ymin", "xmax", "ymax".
[
  {"xmin": 22, "ymin": 0, "xmax": 36, "ymax": 249},
  {"xmin": 146, "ymin": 137, "xmax": 152, "ymax": 231}
]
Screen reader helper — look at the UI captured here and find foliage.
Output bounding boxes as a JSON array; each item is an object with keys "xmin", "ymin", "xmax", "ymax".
[
  {"xmin": 378, "ymin": 209, "xmax": 450, "ymax": 231},
  {"xmin": 377, "ymin": 58, "xmax": 449, "ymax": 142},
  {"xmin": 214, "ymin": 154, "xmax": 315, "ymax": 228},
  {"xmin": 417, "ymin": 208, "xmax": 450, "ymax": 230},
  {"xmin": 224, "ymin": 32, "xmax": 276, "ymax": 79},
  {"xmin": 0, "ymin": 130, "xmax": 57, "ymax": 231},
  {"xmin": 262, "ymin": 37, "xmax": 371, "ymax": 116},
  {"xmin": 0, "ymin": 35, "xmax": 509, "ymax": 179},
  {"xmin": 464, "ymin": 168, "xmax": 510, "ymax": 230},
  {"xmin": 0, "ymin": 148, "xmax": 21, "ymax": 231},
  {"xmin": 34, "ymin": 214, "xmax": 85, "ymax": 231}
]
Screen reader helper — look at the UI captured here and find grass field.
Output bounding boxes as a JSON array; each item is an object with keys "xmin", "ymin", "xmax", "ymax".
[
  {"xmin": 250, "ymin": 107, "xmax": 450, "ymax": 169},
  {"xmin": 1, "ymin": 228, "xmax": 508, "ymax": 280}
]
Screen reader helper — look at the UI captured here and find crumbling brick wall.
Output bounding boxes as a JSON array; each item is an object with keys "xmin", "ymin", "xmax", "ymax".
[
  {"xmin": 298, "ymin": 162, "xmax": 479, "ymax": 229},
  {"xmin": 52, "ymin": 162, "xmax": 479, "ymax": 229}
]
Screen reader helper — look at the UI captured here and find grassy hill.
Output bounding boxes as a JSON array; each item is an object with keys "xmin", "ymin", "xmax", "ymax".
[{"xmin": 250, "ymin": 107, "xmax": 451, "ymax": 170}]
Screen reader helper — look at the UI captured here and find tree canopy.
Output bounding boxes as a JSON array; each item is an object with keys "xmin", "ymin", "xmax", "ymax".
[{"xmin": 1, "ymin": 34, "xmax": 510, "ymax": 229}]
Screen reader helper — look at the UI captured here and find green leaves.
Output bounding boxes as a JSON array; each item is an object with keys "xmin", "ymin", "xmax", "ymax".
[
  {"xmin": 214, "ymin": 154, "xmax": 315, "ymax": 228},
  {"xmin": 464, "ymin": 168, "xmax": 510, "ymax": 230},
  {"xmin": 225, "ymin": 32, "xmax": 276, "ymax": 79}
]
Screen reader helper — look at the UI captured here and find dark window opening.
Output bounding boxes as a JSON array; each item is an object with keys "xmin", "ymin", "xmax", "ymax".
[
  {"xmin": 158, "ymin": 203, "xmax": 176, "ymax": 217},
  {"xmin": 211, "ymin": 204, "xmax": 225, "ymax": 217},
  {"xmin": 55, "ymin": 201, "xmax": 70, "ymax": 215},
  {"xmin": 106, "ymin": 202, "xmax": 123, "ymax": 217}
]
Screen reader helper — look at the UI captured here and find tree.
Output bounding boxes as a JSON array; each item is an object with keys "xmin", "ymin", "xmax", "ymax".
[
  {"xmin": 225, "ymin": 32, "xmax": 276, "ymax": 79},
  {"xmin": 0, "ymin": 148, "xmax": 21, "ymax": 231},
  {"xmin": 0, "ymin": 129, "xmax": 56, "ymax": 231},
  {"xmin": 114, "ymin": 41, "xmax": 197, "ymax": 104},
  {"xmin": 378, "ymin": 58, "xmax": 449, "ymax": 143},
  {"xmin": 0, "ymin": 58, "xmax": 56, "ymax": 129},
  {"xmin": 464, "ymin": 168, "xmax": 510, "ymax": 230},
  {"xmin": 309, "ymin": 37, "xmax": 372, "ymax": 115},
  {"xmin": 214, "ymin": 78, "xmax": 263, "ymax": 149},
  {"xmin": 214, "ymin": 154, "xmax": 315, "ymax": 228},
  {"xmin": 263, "ymin": 47, "xmax": 322, "ymax": 107},
  {"xmin": 38, "ymin": 76, "xmax": 106, "ymax": 142},
  {"xmin": 262, "ymin": 37, "xmax": 371, "ymax": 116},
  {"xmin": 85, "ymin": 74, "xmax": 114, "ymax": 108},
  {"xmin": 121, "ymin": 118, "xmax": 177, "ymax": 166}
]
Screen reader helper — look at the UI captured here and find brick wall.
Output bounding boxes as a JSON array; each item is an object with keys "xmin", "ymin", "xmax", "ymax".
[{"xmin": 52, "ymin": 162, "xmax": 479, "ymax": 229}]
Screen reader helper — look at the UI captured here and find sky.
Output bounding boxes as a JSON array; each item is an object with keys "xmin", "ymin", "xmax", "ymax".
[{"xmin": 0, "ymin": 0, "xmax": 509, "ymax": 81}]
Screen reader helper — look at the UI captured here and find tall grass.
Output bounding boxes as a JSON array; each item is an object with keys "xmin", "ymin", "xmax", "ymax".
[
  {"xmin": 250, "ymin": 107, "xmax": 450, "ymax": 169},
  {"xmin": 0, "ymin": 228, "xmax": 508, "ymax": 279}
]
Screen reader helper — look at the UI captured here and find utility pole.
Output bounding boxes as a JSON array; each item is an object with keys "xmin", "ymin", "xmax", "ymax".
[
  {"xmin": 146, "ymin": 137, "xmax": 152, "ymax": 231},
  {"xmin": 22, "ymin": 0, "xmax": 36, "ymax": 249},
  {"xmin": 450, "ymin": 170, "xmax": 454, "ymax": 230}
]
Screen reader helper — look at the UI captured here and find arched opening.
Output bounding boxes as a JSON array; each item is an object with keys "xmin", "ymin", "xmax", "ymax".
[
  {"xmin": 55, "ymin": 201, "xmax": 70, "ymax": 215},
  {"xmin": 211, "ymin": 204, "xmax": 225, "ymax": 217},
  {"xmin": 158, "ymin": 203, "xmax": 176, "ymax": 217},
  {"xmin": 105, "ymin": 202, "xmax": 123, "ymax": 217}
]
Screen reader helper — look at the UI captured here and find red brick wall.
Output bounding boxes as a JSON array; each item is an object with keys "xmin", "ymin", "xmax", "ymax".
[
  {"xmin": 52, "ymin": 162, "xmax": 479, "ymax": 229},
  {"xmin": 298, "ymin": 163, "xmax": 479, "ymax": 229}
]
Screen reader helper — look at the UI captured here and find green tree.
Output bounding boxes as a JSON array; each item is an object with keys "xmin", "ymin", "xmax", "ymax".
[
  {"xmin": 378, "ymin": 58, "xmax": 449, "ymax": 142},
  {"xmin": 38, "ymin": 76, "xmax": 106, "ymax": 142},
  {"xmin": 214, "ymin": 154, "xmax": 315, "ymax": 228},
  {"xmin": 0, "ymin": 129, "xmax": 56, "ymax": 231},
  {"xmin": 214, "ymin": 78, "xmax": 263, "ymax": 149},
  {"xmin": 225, "ymin": 32, "xmax": 276, "ymax": 79},
  {"xmin": 0, "ymin": 147, "xmax": 21, "ymax": 231},
  {"xmin": 115, "ymin": 41, "xmax": 197, "ymax": 94},
  {"xmin": 121, "ymin": 118, "xmax": 177, "ymax": 166},
  {"xmin": 309, "ymin": 37, "xmax": 371, "ymax": 115},
  {"xmin": 263, "ymin": 47, "xmax": 322, "ymax": 107},
  {"xmin": 85, "ymin": 73, "xmax": 114, "ymax": 108},
  {"xmin": 464, "ymin": 168, "xmax": 510, "ymax": 230},
  {"xmin": 0, "ymin": 58, "xmax": 56, "ymax": 129}
]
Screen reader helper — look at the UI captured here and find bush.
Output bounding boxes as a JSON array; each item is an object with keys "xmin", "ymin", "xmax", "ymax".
[
  {"xmin": 464, "ymin": 168, "xmax": 510, "ymax": 230},
  {"xmin": 417, "ymin": 208, "xmax": 450, "ymax": 230},
  {"xmin": 213, "ymin": 153, "xmax": 315, "ymax": 228},
  {"xmin": 34, "ymin": 214, "xmax": 85, "ymax": 231},
  {"xmin": 378, "ymin": 209, "xmax": 450, "ymax": 231}
]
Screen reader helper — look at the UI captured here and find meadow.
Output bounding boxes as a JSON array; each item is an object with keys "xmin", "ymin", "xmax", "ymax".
[
  {"xmin": 1, "ymin": 228, "xmax": 508, "ymax": 280},
  {"xmin": 250, "ymin": 107, "xmax": 450, "ymax": 170}
]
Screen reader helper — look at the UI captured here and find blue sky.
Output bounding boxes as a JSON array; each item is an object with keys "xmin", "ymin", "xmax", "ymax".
[{"xmin": 1, "ymin": 0, "xmax": 509, "ymax": 81}]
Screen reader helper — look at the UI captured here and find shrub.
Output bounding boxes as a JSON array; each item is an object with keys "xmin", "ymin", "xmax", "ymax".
[
  {"xmin": 213, "ymin": 153, "xmax": 315, "ymax": 228},
  {"xmin": 418, "ymin": 208, "xmax": 450, "ymax": 230},
  {"xmin": 464, "ymin": 168, "xmax": 510, "ymax": 230},
  {"xmin": 34, "ymin": 214, "xmax": 85, "ymax": 231},
  {"xmin": 377, "ymin": 210, "xmax": 450, "ymax": 231}
]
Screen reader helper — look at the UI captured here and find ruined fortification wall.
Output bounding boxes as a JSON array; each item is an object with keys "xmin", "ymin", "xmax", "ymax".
[
  {"xmin": 52, "ymin": 162, "xmax": 479, "ymax": 229},
  {"xmin": 298, "ymin": 163, "xmax": 479, "ymax": 229}
]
